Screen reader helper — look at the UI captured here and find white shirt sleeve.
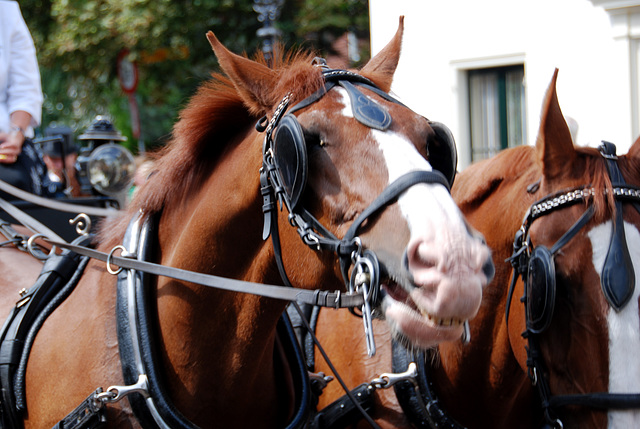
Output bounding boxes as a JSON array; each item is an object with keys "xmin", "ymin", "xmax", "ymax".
[{"xmin": 1, "ymin": 1, "xmax": 43, "ymax": 135}]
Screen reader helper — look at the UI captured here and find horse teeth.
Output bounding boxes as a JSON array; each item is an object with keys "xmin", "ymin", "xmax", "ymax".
[{"xmin": 420, "ymin": 310, "xmax": 465, "ymax": 328}]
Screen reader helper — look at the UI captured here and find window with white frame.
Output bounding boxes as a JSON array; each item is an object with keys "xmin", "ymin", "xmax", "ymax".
[{"xmin": 468, "ymin": 65, "xmax": 526, "ymax": 161}]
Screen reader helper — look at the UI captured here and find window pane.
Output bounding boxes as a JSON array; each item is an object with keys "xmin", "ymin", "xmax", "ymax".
[
  {"xmin": 468, "ymin": 65, "xmax": 526, "ymax": 162},
  {"xmin": 469, "ymin": 72, "xmax": 501, "ymax": 161},
  {"xmin": 506, "ymin": 68, "xmax": 526, "ymax": 148}
]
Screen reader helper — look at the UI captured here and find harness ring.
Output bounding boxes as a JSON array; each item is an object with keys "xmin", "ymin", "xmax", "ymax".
[
  {"xmin": 26, "ymin": 234, "xmax": 55, "ymax": 260},
  {"xmin": 107, "ymin": 245, "xmax": 126, "ymax": 275}
]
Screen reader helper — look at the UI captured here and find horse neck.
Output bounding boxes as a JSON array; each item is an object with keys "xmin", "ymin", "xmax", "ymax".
[
  {"xmin": 432, "ymin": 176, "xmax": 537, "ymax": 427},
  {"xmin": 151, "ymin": 136, "xmax": 295, "ymax": 425}
]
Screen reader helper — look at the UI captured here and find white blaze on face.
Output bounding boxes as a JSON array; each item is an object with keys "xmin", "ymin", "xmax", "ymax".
[
  {"xmin": 589, "ymin": 222, "xmax": 640, "ymax": 427},
  {"xmin": 336, "ymin": 88, "xmax": 465, "ymax": 241}
]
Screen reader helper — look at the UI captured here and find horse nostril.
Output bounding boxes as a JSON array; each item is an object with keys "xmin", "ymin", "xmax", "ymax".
[
  {"xmin": 482, "ymin": 257, "xmax": 495, "ymax": 283},
  {"xmin": 408, "ymin": 242, "xmax": 437, "ymax": 271},
  {"xmin": 404, "ymin": 238, "xmax": 442, "ymax": 287},
  {"xmin": 403, "ymin": 250, "xmax": 410, "ymax": 272}
]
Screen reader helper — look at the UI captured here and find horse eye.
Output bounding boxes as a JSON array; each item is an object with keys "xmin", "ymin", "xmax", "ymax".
[{"xmin": 304, "ymin": 131, "xmax": 326, "ymax": 148}]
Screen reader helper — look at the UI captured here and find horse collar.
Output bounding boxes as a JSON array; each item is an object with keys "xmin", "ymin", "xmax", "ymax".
[
  {"xmin": 115, "ymin": 212, "xmax": 312, "ymax": 429},
  {"xmin": 391, "ymin": 341, "xmax": 466, "ymax": 429}
]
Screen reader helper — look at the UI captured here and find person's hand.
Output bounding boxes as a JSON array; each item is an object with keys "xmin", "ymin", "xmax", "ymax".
[{"xmin": 0, "ymin": 129, "xmax": 24, "ymax": 164}]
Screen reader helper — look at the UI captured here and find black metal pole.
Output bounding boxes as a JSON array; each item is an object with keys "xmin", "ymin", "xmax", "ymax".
[{"xmin": 253, "ymin": 0, "xmax": 284, "ymax": 67}]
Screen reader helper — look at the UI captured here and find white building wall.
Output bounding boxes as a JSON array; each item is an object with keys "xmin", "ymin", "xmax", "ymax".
[{"xmin": 369, "ymin": 0, "xmax": 637, "ymax": 169}]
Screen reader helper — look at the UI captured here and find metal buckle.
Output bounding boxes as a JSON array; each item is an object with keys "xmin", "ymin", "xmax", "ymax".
[{"xmin": 371, "ymin": 362, "xmax": 419, "ymax": 389}]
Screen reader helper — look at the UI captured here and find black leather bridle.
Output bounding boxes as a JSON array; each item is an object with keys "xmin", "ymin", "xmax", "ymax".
[
  {"xmin": 507, "ymin": 142, "xmax": 640, "ymax": 428},
  {"xmin": 258, "ymin": 61, "xmax": 451, "ymax": 356}
]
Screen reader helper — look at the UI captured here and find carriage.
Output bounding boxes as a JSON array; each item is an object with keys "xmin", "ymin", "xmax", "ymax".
[{"xmin": 0, "ymin": 16, "xmax": 638, "ymax": 429}]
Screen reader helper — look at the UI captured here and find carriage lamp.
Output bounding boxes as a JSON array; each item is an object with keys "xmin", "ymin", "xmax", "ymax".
[
  {"xmin": 87, "ymin": 143, "xmax": 136, "ymax": 196},
  {"xmin": 76, "ymin": 115, "xmax": 134, "ymax": 198}
]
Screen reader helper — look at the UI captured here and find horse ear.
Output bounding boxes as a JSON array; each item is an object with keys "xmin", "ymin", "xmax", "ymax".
[
  {"xmin": 359, "ymin": 16, "xmax": 404, "ymax": 93},
  {"xmin": 628, "ymin": 135, "xmax": 640, "ymax": 160},
  {"xmin": 536, "ymin": 69, "xmax": 576, "ymax": 179},
  {"xmin": 206, "ymin": 31, "xmax": 277, "ymax": 116}
]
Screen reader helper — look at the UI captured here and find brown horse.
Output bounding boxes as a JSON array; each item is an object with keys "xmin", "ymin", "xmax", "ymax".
[
  {"xmin": 0, "ymin": 19, "xmax": 493, "ymax": 428},
  {"xmin": 314, "ymin": 70, "xmax": 640, "ymax": 428}
]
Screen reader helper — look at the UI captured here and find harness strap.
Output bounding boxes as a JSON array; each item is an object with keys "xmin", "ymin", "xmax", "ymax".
[
  {"xmin": 116, "ymin": 213, "xmax": 189, "ymax": 429},
  {"xmin": 599, "ymin": 141, "xmax": 636, "ymax": 310},
  {"xmin": 343, "ymin": 170, "xmax": 449, "ymax": 245},
  {"xmin": 549, "ymin": 205, "xmax": 596, "ymax": 255},
  {"xmin": 289, "ymin": 302, "xmax": 382, "ymax": 429},
  {"xmin": 0, "ymin": 241, "xmax": 89, "ymax": 428},
  {"xmin": 0, "ymin": 196, "xmax": 66, "ymax": 243},
  {"xmin": 391, "ymin": 341, "xmax": 466, "ymax": 429},
  {"xmin": 0, "ymin": 221, "xmax": 27, "ymax": 250},
  {"xmin": 523, "ymin": 334, "xmax": 559, "ymax": 425},
  {"xmin": 287, "ymin": 81, "xmax": 338, "ymax": 116},
  {"xmin": 549, "ymin": 392, "xmax": 640, "ymax": 410},
  {"xmin": 44, "ymin": 239, "xmax": 365, "ymax": 309},
  {"xmin": 269, "ymin": 190, "xmax": 382, "ymax": 428},
  {"xmin": 506, "ymin": 201, "xmax": 596, "ymax": 329},
  {"xmin": 0, "ymin": 178, "xmax": 118, "ymax": 218},
  {"xmin": 310, "ymin": 383, "xmax": 376, "ymax": 429},
  {"xmin": 14, "ymin": 255, "xmax": 90, "ymax": 410},
  {"xmin": 51, "ymin": 389, "xmax": 107, "ymax": 429},
  {"xmin": 505, "ymin": 229, "xmax": 526, "ymax": 329},
  {"xmin": 339, "ymin": 170, "xmax": 450, "ymax": 282}
]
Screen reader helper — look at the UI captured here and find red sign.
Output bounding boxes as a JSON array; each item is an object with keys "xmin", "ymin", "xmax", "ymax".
[{"xmin": 117, "ymin": 49, "xmax": 138, "ymax": 94}]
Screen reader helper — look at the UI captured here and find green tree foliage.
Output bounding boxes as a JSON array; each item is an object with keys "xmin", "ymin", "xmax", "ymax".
[
  {"xmin": 18, "ymin": 0, "xmax": 369, "ymax": 151},
  {"xmin": 282, "ymin": 0, "xmax": 369, "ymax": 55}
]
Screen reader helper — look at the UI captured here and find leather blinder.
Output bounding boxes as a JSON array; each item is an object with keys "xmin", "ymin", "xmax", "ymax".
[
  {"xmin": 526, "ymin": 245, "xmax": 557, "ymax": 334},
  {"xmin": 272, "ymin": 114, "xmax": 308, "ymax": 210},
  {"xmin": 428, "ymin": 121, "xmax": 458, "ymax": 188}
]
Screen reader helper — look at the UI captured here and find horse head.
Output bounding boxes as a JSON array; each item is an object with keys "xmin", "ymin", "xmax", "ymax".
[
  {"xmin": 206, "ymin": 19, "xmax": 492, "ymax": 353},
  {"xmin": 505, "ymin": 70, "xmax": 640, "ymax": 428}
]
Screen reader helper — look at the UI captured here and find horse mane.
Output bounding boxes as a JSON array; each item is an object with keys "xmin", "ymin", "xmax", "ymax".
[
  {"xmin": 453, "ymin": 145, "xmax": 537, "ymax": 210},
  {"xmin": 99, "ymin": 46, "xmax": 322, "ymax": 248},
  {"xmin": 453, "ymin": 145, "xmax": 616, "ymax": 227}
]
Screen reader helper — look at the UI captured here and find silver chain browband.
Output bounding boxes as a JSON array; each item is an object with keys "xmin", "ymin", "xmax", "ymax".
[{"xmin": 529, "ymin": 185, "xmax": 640, "ymax": 220}]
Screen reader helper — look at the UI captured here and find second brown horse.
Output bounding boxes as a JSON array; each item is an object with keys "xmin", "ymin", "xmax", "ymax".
[{"xmin": 315, "ymin": 70, "xmax": 640, "ymax": 428}]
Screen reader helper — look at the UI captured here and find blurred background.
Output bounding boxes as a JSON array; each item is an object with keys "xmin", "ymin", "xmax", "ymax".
[
  {"xmin": 370, "ymin": 0, "xmax": 640, "ymax": 168},
  {"xmin": 20, "ymin": 0, "xmax": 371, "ymax": 154},
  {"xmin": 19, "ymin": 0, "xmax": 640, "ymax": 171}
]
